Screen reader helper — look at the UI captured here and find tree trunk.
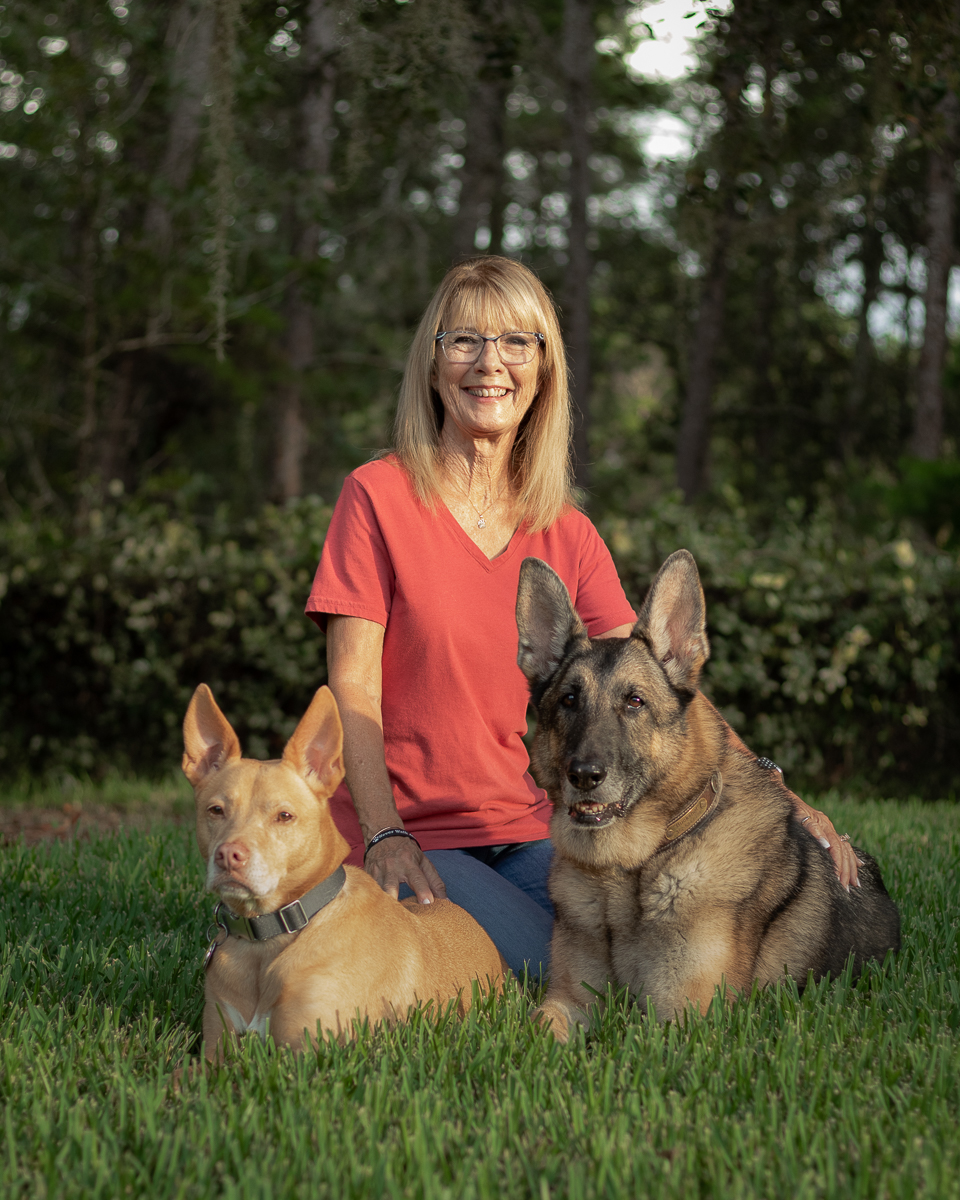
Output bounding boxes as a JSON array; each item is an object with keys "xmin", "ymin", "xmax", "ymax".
[
  {"xmin": 676, "ymin": 212, "xmax": 730, "ymax": 501},
  {"xmin": 844, "ymin": 223, "xmax": 884, "ymax": 461},
  {"xmin": 674, "ymin": 6, "xmax": 751, "ymax": 502},
  {"xmin": 911, "ymin": 93, "xmax": 959, "ymax": 460},
  {"xmin": 273, "ymin": 0, "xmax": 338, "ymax": 501},
  {"xmin": 76, "ymin": 219, "xmax": 100, "ymax": 493},
  {"xmin": 561, "ymin": 0, "xmax": 594, "ymax": 492},
  {"xmin": 94, "ymin": 355, "xmax": 144, "ymax": 488},
  {"xmin": 143, "ymin": 1, "xmax": 214, "ymax": 253},
  {"xmin": 453, "ymin": 76, "xmax": 507, "ymax": 258},
  {"xmin": 751, "ymin": 256, "xmax": 776, "ymax": 463},
  {"xmin": 452, "ymin": 0, "xmax": 512, "ymax": 259},
  {"xmin": 73, "ymin": 0, "xmax": 213, "ymax": 504}
]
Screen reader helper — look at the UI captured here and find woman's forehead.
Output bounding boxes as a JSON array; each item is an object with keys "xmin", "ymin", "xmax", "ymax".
[{"xmin": 442, "ymin": 292, "xmax": 542, "ymax": 333}]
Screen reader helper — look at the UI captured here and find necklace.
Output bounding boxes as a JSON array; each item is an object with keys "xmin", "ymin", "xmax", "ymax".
[{"xmin": 450, "ymin": 473, "xmax": 507, "ymax": 529}]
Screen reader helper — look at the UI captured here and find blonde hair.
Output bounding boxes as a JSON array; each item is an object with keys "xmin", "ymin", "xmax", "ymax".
[{"xmin": 391, "ymin": 256, "xmax": 576, "ymax": 532}]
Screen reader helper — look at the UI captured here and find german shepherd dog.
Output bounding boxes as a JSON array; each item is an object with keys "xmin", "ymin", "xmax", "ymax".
[{"xmin": 516, "ymin": 550, "xmax": 900, "ymax": 1040}]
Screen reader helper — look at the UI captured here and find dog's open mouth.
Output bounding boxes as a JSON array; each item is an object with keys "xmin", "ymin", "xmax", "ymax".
[{"xmin": 568, "ymin": 798, "xmax": 630, "ymax": 827}]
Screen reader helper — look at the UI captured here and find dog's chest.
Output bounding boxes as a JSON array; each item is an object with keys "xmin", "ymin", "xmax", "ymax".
[
  {"xmin": 637, "ymin": 853, "xmax": 711, "ymax": 919},
  {"xmin": 219, "ymin": 1000, "xmax": 272, "ymax": 1038},
  {"xmin": 207, "ymin": 939, "xmax": 284, "ymax": 1038},
  {"xmin": 563, "ymin": 853, "xmax": 711, "ymax": 941}
]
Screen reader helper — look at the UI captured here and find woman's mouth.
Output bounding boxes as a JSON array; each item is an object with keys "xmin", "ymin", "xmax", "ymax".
[{"xmin": 465, "ymin": 387, "xmax": 510, "ymax": 398}]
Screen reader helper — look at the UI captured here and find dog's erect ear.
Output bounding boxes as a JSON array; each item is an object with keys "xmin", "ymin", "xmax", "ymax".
[
  {"xmin": 516, "ymin": 557, "xmax": 588, "ymax": 690},
  {"xmin": 282, "ymin": 686, "xmax": 345, "ymax": 797},
  {"xmin": 633, "ymin": 549, "xmax": 709, "ymax": 693},
  {"xmin": 182, "ymin": 684, "xmax": 242, "ymax": 786}
]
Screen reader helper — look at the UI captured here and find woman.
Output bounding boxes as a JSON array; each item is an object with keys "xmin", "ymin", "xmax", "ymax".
[{"xmin": 306, "ymin": 256, "xmax": 858, "ymax": 977}]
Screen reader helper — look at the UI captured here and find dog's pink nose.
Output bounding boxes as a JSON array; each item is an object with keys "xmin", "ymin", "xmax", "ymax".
[{"xmin": 215, "ymin": 841, "xmax": 249, "ymax": 871}]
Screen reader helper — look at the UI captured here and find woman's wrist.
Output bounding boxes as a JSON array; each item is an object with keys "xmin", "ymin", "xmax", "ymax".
[{"xmin": 363, "ymin": 827, "xmax": 422, "ymax": 861}]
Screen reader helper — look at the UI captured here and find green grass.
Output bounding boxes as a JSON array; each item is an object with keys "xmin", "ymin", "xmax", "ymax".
[
  {"xmin": 0, "ymin": 792, "xmax": 957, "ymax": 1199},
  {"xmin": 0, "ymin": 769, "xmax": 194, "ymax": 817}
]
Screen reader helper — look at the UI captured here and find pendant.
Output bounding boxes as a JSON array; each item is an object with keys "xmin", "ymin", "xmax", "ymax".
[{"xmin": 477, "ymin": 517, "xmax": 486, "ymax": 528}]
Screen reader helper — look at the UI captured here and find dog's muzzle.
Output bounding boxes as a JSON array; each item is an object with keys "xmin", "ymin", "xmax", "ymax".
[{"xmin": 564, "ymin": 760, "xmax": 633, "ymax": 827}]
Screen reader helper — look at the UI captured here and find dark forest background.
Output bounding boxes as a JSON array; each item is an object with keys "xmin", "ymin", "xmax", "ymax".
[{"xmin": 1, "ymin": 0, "xmax": 958, "ymax": 795}]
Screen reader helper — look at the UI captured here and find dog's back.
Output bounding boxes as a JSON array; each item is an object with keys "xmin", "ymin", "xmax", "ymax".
[
  {"xmin": 716, "ymin": 753, "xmax": 901, "ymax": 987},
  {"xmin": 400, "ymin": 896, "xmax": 508, "ymax": 1011}
]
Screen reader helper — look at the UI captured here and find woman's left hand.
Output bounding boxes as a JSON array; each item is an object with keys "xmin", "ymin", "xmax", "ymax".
[{"xmin": 792, "ymin": 796, "xmax": 862, "ymax": 890}]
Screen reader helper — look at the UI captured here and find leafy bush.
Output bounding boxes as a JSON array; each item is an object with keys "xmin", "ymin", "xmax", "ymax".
[
  {"xmin": 2, "ymin": 491, "xmax": 957, "ymax": 795},
  {"xmin": 599, "ymin": 491, "xmax": 960, "ymax": 795},
  {"xmin": 881, "ymin": 456, "xmax": 960, "ymax": 547},
  {"xmin": 0, "ymin": 497, "xmax": 332, "ymax": 777}
]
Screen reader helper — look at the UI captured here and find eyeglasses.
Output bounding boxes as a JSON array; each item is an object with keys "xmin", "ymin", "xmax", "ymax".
[{"xmin": 435, "ymin": 330, "xmax": 544, "ymax": 365}]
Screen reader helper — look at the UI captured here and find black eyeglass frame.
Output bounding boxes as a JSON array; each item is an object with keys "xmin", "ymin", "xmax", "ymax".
[{"xmin": 434, "ymin": 330, "xmax": 545, "ymax": 364}]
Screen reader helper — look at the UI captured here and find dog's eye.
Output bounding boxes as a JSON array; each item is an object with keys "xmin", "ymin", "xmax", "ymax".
[
  {"xmin": 207, "ymin": 804, "xmax": 224, "ymax": 817},
  {"xmin": 560, "ymin": 692, "xmax": 577, "ymax": 709},
  {"xmin": 626, "ymin": 694, "xmax": 644, "ymax": 710},
  {"xmin": 277, "ymin": 811, "xmax": 295, "ymax": 823}
]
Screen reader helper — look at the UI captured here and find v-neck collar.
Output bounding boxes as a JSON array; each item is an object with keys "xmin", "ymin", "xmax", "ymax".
[{"xmin": 435, "ymin": 497, "xmax": 526, "ymax": 572}]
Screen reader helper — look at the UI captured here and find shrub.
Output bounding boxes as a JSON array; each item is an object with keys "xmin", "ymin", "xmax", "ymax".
[
  {"xmin": 599, "ymin": 491, "xmax": 960, "ymax": 795},
  {"xmin": 1, "ymin": 490, "xmax": 957, "ymax": 795},
  {"xmin": 0, "ymin": 497, "xmax": 332, "ymax": 777}
]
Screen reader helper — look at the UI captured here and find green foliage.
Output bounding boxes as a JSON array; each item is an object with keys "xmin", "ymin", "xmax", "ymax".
[
  {"xmin": 5, "ymin": 0, "xmax": 953, "ymax": 518},
  {"xmin": 881, "ymin": 457, "xmax": 960, "ymax": 548},
  {"xmin": 0, "ymin": 495, "xmax": 332, "ymax": 776},
  {"xmin": 599, "ymin": 493, "xmax": 960, "ymax": 795},
  {"xmin": 0, "ymin": 798, "xmax": 958, "ymax": 1197},
  {"xmin": 2, "ymin": 492, "xmax": 957, "ymax": 795}
]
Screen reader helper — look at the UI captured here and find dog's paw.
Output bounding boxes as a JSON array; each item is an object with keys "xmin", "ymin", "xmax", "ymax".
[{"xmin": 532, "ymin": 1001, "xmax": 573, "ymax": 1043}]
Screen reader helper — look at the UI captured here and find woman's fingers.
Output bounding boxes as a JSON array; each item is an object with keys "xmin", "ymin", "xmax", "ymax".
[
  {"xmin": 796, "ymin": 800, "xmax": 861, "ymax": 891},
  {"xmin": 419, "ymin": 855, "xmax": 448, "ymax": 900},
  {"xmin": 364, "ymin": 838, "xmax": 446, "ymax": 903},
  {"xmin": 834, "ymin": 834, "xmax": 863, "ymax": 892}
]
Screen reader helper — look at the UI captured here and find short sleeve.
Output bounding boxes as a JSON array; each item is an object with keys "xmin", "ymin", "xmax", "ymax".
[
  {"xmin": 305, "ymin": 473, "xmax": 395, "ymax": 631},
  {"xmin": 569, "ymin": 516, "xmax": 636, "ymax": 635}
]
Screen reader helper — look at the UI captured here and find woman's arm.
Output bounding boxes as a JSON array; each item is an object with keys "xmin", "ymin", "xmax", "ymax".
[{"xmin": 325, "ymin": 615, "xmax": 447, "ymax": 904}]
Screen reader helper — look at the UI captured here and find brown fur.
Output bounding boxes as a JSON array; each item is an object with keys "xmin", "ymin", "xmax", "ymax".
[
  {"xmin": 516, "ymin": 551, "xmax": 900, "ymax": 1041},
  {"xmin": 183, "ymin": 684, "xmax": 504, "ymax": 1057}
]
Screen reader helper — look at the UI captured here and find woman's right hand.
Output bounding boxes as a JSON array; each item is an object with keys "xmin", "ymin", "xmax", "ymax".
[{"xmin": 364, "ymin": 836, "xmax": 448, "ymax": 904}]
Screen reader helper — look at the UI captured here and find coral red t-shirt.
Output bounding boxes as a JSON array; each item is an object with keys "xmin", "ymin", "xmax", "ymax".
[{"xmin": 305, "ymin": 457, "xmax": 635, "ymax": 865}]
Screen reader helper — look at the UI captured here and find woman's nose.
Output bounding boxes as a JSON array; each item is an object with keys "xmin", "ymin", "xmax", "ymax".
[{"xmin": 474, "ymin": 339, "xmax": 503, "ymax": 371}]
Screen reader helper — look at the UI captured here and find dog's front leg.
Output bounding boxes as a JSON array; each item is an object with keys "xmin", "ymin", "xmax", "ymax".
[
  {"xmin": 533, "ymin": 921, "xmax": 613, "ymax": 1043},
  {"xmin": 630, "ymin": 908, "xmax": 754, "ymax": 1022},
  {"xmin": 202, "ymin": 996, "xmax": 246, "ymax": 1062}
]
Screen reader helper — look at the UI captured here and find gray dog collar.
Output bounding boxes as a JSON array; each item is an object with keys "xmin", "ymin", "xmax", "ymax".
[{"xmin": 218, "ymin": 864, "xmax": 347, "ymax": 942}]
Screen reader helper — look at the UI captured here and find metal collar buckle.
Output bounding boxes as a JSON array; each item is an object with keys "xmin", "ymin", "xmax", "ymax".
[{"xmin": 278, "ymin": 899, "xmax": 308, "ymax": 933}]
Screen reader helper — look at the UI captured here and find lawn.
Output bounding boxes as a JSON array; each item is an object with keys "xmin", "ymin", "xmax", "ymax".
[{"xmin": 0, "ymin": 782, "xmax": 957, "ymax": 1199}]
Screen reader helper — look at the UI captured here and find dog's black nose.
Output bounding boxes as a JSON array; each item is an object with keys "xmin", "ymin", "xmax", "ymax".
[{"xmin": 567, "ymin": 760, "xmax": 606, "ymax": 790}]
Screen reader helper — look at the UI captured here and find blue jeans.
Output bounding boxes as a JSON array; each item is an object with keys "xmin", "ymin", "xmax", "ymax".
[{"xmin": 398, "ymin": 840, "xmax": 554, "ymax": 982}]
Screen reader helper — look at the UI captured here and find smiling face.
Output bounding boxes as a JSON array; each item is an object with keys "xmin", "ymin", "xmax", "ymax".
[{"xmin": 432, "ymin": 300, "xmax": 543, "ymax": 449}]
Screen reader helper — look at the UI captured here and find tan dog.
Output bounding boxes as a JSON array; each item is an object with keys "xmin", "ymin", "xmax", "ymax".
[
  {"xmin": 183, "ymin": 684, "xmax": 504, "ymax": 1056},
  {"xmin": 516, "ymin": 552, "xmax": 900, "ymax": 1041}
]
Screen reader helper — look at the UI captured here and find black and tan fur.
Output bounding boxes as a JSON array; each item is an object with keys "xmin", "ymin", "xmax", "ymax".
[{"xmin": 516, "ymin": 550, "xmax": 900, "ymax": 1040}]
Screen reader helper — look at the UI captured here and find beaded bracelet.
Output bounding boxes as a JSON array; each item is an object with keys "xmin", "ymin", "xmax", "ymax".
[{"xmin": 363, "ymin": 827, "xmax": 422, "ymax": 862}]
